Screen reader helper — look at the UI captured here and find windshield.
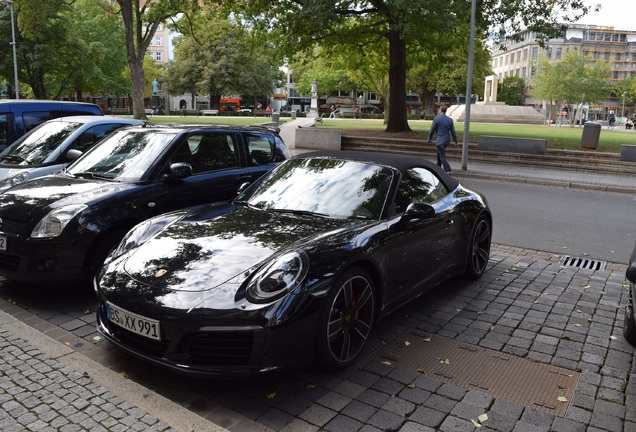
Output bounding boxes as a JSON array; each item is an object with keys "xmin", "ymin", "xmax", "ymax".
[
  {"xmin": 0, "ymin": 120, "xmax": 82, "ymax": 165},
  {"xmin": 241, "ymin": 158, "xmax": 395, "ymax": 219},
  {"xmin": 67, "ymin": 129, "xmax": 178, "ymax": 181}
]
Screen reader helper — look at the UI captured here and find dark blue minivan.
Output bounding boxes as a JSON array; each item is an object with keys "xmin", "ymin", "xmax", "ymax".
[{"xmin": 0, "ymin": 100, "xmax": 103, "ymax": 151}]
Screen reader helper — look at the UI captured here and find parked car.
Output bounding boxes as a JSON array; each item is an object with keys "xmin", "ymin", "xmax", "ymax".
[
  {"xmin": 237, "ymin": 108, "xmax": 252, "ymax": 114},
  {"xmin": 0, "ymin": 100, "xmax": 104, "ymax": 150},
  {"xmin": 0, "ymin": 116, "xmax": 145, "ymax": 192},
  {"xmin": 623, "ymin": 244, "xmax": 636, "ymax": 345},
  {"xmin": 95, "ymin": 151, "xmax": 492, "ymax": 377},
  {"xmin": 0, "ymin": 124, "xmax": 291, "ymax": 285}
]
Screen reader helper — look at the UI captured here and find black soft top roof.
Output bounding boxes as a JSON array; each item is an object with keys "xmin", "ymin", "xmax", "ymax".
[{"xmin": 294, "ymin": 150, "xmax": 460, "ymax": 191}]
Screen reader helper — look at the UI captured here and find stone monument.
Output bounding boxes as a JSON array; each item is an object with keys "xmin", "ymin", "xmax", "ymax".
[
  {"xmin": 308, "ymin": 79, "xmax": 319, "ymax": 118},
  {"xmin": 446, "ymin": 75, "xmax": 544, "ymax": 124}
]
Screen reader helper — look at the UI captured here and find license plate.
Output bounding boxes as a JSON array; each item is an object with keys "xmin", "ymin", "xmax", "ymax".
[
  {"xmin": 0, "ymin": 235, "xmax": 6, "ymax": 251},
  {"xmin": 106, "ymin": 302, "xmax": 161, "ymax": 341}
]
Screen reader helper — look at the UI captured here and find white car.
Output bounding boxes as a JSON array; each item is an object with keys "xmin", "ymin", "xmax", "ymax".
[{"xmin": 0, "ymin": 116, "xmax": 144, "ymax": 191}]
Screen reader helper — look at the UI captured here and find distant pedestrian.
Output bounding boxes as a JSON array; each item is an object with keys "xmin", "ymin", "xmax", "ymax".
[
  {"xmin": 329, "ymin": 104, "xmax": 336, "ymax": 118},
  {"xmin": 609, "ymin": 110, "xmax": 616, "ymax": 129},
  {"xmin": 427, "ymin": 105, "xmax": 459, "ymax": 175}
]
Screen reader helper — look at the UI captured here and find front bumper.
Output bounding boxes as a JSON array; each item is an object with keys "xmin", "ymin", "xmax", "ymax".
[
  {"xmin": 0, "ymin": 234, "xmax": 88, "ymax": 284},
  {"xmin": 95, "ymin": 293, "xmax": 319, "ymax": 378}
]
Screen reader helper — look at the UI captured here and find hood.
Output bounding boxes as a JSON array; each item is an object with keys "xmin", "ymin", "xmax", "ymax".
[
  {"xmin": 122, "ymin": 205, "xmax": 354, "ymax": 295},
  {"xmin": 0, "ymin": 174, "xmax": 129, "ymax": 222}
]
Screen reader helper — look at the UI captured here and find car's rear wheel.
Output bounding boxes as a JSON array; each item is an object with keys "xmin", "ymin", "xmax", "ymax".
[
  {"xmin": 465, "ymin": 215, "xmax": 491, "ymax": 280},
  {"xmin": 316, "ymin": 268, "xmax": 376, "ymax": 370},
  {"xmin": 623, "ymin": 299, "xmax": 636, "ymax": 346}
]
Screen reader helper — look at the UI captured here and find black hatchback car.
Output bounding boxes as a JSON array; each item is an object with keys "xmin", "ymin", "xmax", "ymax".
[{"xmin": 0, "ymin": 124, "xmax": 291, "ymax": 285}]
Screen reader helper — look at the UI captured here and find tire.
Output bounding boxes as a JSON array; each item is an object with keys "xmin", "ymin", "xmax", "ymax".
[
  {"xmin": 316, "ymin": 268, "xmax": 376, "ymax": 370},
  {"xmin": 623, "ymin": 300, "xmax": 636, "ymax": 346},
  {"xmin": 465, "ymin": 214, "xmax": 491, "ymax": 280}
]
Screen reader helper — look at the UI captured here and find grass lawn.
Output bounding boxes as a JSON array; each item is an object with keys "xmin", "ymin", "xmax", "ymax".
[{"xmin": 146, "ymin": 115, "xmax": 636, "ymax": 153}]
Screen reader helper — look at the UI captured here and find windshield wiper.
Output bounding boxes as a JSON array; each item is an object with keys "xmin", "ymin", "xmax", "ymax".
[
  {"xmin": 1, "ymin": 155, "xmax": 29, "ymax": 164},
  {"xmin": 73, "ymin": 171, "xmax": 112, "ymax": 180},
  {"xmin": 270, "ymin": 208, "xmax": 330, "ymax": 218}
]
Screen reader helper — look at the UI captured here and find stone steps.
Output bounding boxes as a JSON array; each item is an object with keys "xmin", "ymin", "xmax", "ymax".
[{"xmin": 341, "ymin": 135, "xmax": 636, "ymax": 176}]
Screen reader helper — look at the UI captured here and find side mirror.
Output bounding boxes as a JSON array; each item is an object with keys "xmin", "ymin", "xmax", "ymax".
[
  {"xmin": 167, "ymin": 162, "xmax": 193, "ymax": 180},
  {"xmin": 627, "ymin": 261, "xmax": 636, "ymax": 284},
  {"xmin": 66, "ymin": 149, "xmax": 83, "ymax": 161},
  {"xmin": 402, "ymin": 202, "xmax": 435, "ymax": 221},
  {"xmin": 237, "ymin": 182, "xmax": 251, "ymax": 194}
]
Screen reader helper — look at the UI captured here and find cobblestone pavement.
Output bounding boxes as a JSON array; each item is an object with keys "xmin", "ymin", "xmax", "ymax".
[
  {"xmin": 0, "ymin": 328, "xmax": 176, "ymax": 432},
  {"xmin": 0, "ymin": 244, "xmax": 634, "ymax": 432}
]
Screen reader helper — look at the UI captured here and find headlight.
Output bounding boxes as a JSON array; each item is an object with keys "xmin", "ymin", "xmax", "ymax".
[
  {"xmin": 246, "ymin": 251, "xmax": 309, "ymax": 304},
  {"xmin": 110, "ymin": 215, "xmax": 181, "ymax": 261},
  {"xmin": 31, "ymin": 204, "xmax": 87, "ymax": 238},
  {"xmin": 0, "ymin": 172, "xmax": 29, "ymax": 191}
]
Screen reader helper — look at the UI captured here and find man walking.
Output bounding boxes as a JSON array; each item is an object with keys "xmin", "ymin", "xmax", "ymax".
[{"xmin": 427, "ymin": 105, "xmax": 458, "ymax": 175}]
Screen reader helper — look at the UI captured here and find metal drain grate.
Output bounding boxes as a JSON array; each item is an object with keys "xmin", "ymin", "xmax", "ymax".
[
  {"xmin": 559, "ymin": 255, "xmax": 607, "ymax": 271},
  {"xmin": 373, "ymin": 330, "xmax": 580, "ymax": 417}
]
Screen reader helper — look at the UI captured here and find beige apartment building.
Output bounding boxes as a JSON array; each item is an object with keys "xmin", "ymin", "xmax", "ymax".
[{"xmin": 491, "ymin": 24, "xmax": 636, "ymax": 121}]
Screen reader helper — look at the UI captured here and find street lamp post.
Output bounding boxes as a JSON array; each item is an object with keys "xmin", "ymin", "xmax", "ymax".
[
  {"xmin": 1, "ymin": 0, "xmax": 18, "ymax": 99},
  {"xmin": 622, "ymin": 92, "xmax": 626, "ymax": 122}
]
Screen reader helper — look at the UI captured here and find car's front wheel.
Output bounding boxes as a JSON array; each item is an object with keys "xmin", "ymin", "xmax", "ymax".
[
  {"xmin": 316, "ymin": 267, "xmax": 376, "ymax": 370},
  {"xmin": 623, "ymin": 300, "xmax": 636, "ymax": 345},
  {"xmin": 465, "ymin": 214, "xmax": 491, "ymax": 279}
]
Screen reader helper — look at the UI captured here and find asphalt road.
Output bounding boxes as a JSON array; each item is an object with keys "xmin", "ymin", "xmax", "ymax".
[{"xmin": 462, "ymin": 178, "xmax": 636, "ymax": 264}]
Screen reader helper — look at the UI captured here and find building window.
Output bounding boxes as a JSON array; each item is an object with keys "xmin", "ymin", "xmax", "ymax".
[
  {"xmin": 614, "ymin": 71, "xmax": 619, "ymax": 79},
  {"xmin": 516, "ymin": 51, "xmax": 521, "ymax": 62},
  {"xmin": 505, "ymin": 55, "xmax": 508, "ymax": 65},
  {"xmin": 522, "ymin": 67, "xmax": 527, "ymax": 78},
  {"xmin": 516, "ymin": 69, "xmax": 520, "ymax": 77},
  {"xmin": 604, "ymin": 52, "xmax": 611, "ymax": 61},
  {"xmin": 546, "ymin": 47, "xmax": 552, "ymax": 58},
  {"xmin": 523, "ymin": 49, "xmax": 528, "ymax": 60},
  {"xmin": 556, "ymin": 47, "xmax": 562, "ymax": 59},
  {"xmin": 593, "ymin": 52, "xmax": 599, "ymax": 60},
  {"xmin": 510, "ymin": 53, "xmax": 514, "ymax": 64},
  {"xmin": 150, "ymin": 36, "xmax": 162, "ymax": 46},
  {"xmin": 616, "ymin": 53, "xmax": 622, "ymax": 61},
  {"xmin": 150, "ymin": 51, "xmax": 163, "ymax": 62},
  {"xmin": 532, "ymin": 47, "xmax": 538, "ymax": 59}
]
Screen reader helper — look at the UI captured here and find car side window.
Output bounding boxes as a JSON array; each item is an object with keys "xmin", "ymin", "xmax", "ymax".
[
  {"xmin": 394, "ymin": 167, "xmax": 448, "ymax": 213},
  {"xmin": 22, "ymin": 111, "xmax": 55, "ymax": 133},
  {"xmin": 69, "ymin": 124, "xmax": 126, "ymax": 153},
  {"xmin": 245, "ymin": 133, "xmax": 274, "ymax": 166},
  {"xmin": 0, "ymin": 114, "xmax": 9, "ymax": 150},
  {"xmin": 187, "ymin": 133, "xmax": 239, "ymax": 174}
]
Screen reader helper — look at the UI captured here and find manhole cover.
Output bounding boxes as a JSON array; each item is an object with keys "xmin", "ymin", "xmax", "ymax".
[
  {"xmin": 373, "ymin": 330, "xmax": 579, "ymax": 417},
  {"xmin": 559, "ymin": 255, "xmax": 607, "ymax": 271}
]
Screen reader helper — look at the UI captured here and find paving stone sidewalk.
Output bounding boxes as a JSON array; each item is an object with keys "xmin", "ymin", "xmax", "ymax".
[{"xmin": 0, "ymin": 328, "xmax": 176, "ymax": 432}]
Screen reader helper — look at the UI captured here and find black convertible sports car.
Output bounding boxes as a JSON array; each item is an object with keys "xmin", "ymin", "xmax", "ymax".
[{"xmin": 96, "ymin": 151, "xmax": 492, "ymax": 377}]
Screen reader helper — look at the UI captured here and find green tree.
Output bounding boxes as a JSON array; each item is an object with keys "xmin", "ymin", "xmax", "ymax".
[
  {"xmin": 164, "ymin": 11, "xmax": 281, "ymax": 110},
  {"xmin": 498, "ymin": 76, "xmax": 526, "ymax": 106},
  {"xmin": 532, "ymin": 50, "xmax": 611, "ymax": 126},
  {"xmin": 229, "ymin": 0, "xmax": 597, "ymax": 133},
  {"xmin": 103, "ymin": 0, "xmax": 199, "ymax": 119},
  {"xmin": 50, "ymin": 0, "xmax": 129, "ymax": 100}
]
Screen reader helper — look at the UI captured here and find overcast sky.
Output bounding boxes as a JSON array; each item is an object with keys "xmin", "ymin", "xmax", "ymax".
[{"xmin": 574, "ymin": 0, "xmax": 634, "ymax": 30}]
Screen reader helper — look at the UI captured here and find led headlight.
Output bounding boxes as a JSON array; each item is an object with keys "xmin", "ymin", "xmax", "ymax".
[
  {"xmin": 246, "ymin": 250, "xmax": 309, "ymax": 304},
  {"xmin": 0, "ymin": 172, "xmax": 29, "ymax": 191},
  {"xmin": 31, "ymin": 204, "xmax": 87, "ymax": 238}
]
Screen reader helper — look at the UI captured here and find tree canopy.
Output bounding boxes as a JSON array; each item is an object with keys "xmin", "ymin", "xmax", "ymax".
[
  {"xmin": 227, "ymin": 0, "xmax": 598, "ymax": 132},
  {"xmin": 498, "ymin": 76, "xmax": 526, "ymax": 106},
  {"xmin": 532, "ymin": 50, "xmax": 611, "ymax": 126}
]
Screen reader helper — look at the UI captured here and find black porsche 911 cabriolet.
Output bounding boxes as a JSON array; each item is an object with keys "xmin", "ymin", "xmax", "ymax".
[{"xmin": 95, "ymin": 151, "xmax": 492, "ymax": 377}]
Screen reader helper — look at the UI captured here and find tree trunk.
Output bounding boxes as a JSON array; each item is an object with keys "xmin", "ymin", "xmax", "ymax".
[
  {"xmin": 130, "ymin": 58, "xmax": 146, "ymax": 118},
  {"xmin": 385, "ymin": 29, "xmax": 411, "ymax": 133}
]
